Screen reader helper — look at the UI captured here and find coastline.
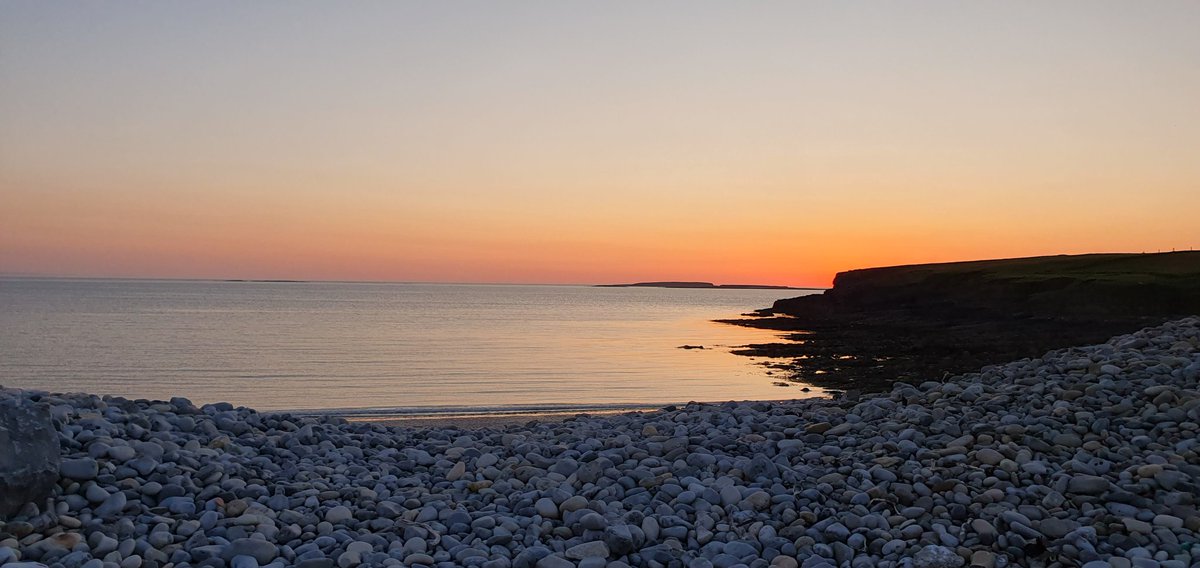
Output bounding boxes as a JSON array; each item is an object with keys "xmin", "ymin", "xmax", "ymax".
[
  {"xmin": 349, "ymin": 410, "xmax": 623, "ymax": 429},
  {"xmin": 722, "ymin": 251, "xmax": 1200, "ymax": 393},
  {"xmin": 3, "ymin": 317, "xmax": 1198, "ymax": 568},
  {"xmin": 334, "ymin": 398, "xmax": 827, "ymax": 428}
]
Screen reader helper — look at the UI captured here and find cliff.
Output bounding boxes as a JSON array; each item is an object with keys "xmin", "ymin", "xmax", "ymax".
[
  {"xmin": 770, "ymin": 252, "xmax": 1200, "ymax": 322},
  {"xmin": 727, "ymin": 252, "xmax": 1200, "ymax": 392}
]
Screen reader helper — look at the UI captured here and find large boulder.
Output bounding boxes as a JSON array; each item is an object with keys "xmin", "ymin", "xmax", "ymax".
[{"xmin": 0, "ymin": 391, "xmax": 61, "ymax": 518}]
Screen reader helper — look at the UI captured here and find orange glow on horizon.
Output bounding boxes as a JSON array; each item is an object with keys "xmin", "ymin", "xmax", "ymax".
[{"xmin": 2, "ymin": 3, "xmax": 1198, "ymax": 286}]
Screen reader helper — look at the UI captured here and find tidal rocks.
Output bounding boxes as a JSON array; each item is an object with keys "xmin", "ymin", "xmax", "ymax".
[
  {"xmin": 2, "ymin": 316, "xmax": 1200, "ymax": 568},
  {"xmin": 0, "ymin": 394, "xmax": 61, "ymax": 518}
]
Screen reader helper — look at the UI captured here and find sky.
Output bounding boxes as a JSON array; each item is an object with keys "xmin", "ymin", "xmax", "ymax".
[{"xmin": 2, "ymin": 2, "xmax": 1198, "ymax": 287}]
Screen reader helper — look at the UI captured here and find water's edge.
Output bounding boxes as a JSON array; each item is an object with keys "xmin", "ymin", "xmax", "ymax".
[{"xmin": 277, "ymin": 399, "xmax": 808, "ymax": 421}]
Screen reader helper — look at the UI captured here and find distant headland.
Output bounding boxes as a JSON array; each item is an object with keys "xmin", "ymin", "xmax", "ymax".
[
  {"xmin": 597, "ymin": 281, "xmax": 821, "ymax": 290},
  {"xmin": 724, "ymin": 250, "xmax": 1200, "ymax": 392}
]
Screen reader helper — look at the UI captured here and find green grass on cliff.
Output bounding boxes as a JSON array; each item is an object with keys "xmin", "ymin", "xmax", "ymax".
[{"xmin": 841, "ymin": 251, "xmax": 1200, "ymax": 288}]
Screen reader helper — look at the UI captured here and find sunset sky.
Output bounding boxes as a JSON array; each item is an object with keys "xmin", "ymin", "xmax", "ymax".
[{"xmin": 2, "ymin": 2, "xmax": 1198, "ymax": 287}]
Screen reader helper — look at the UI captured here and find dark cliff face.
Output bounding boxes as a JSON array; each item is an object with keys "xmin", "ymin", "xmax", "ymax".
[
  {"xmin": 728, "ymin": 252, "xmax": 1200, "ymax": 392},
  {"xmin": 772, "ymin": 252, "xmax": 1200, "ymax": 321}
]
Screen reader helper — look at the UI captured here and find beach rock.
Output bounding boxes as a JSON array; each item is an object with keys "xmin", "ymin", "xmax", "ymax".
[
  {"xmin": 535, "ymin": 556, "xmax": 574, "ymax": 568},
  {"xmin": 603, "ymin": 524, "xmax": 636, "ymax": 555},
  {"xmin": 1068, "ymin": 475, "xmax": 1111, "ymax": 495},
  {"xmin": 106, "ymin": 444, "xmax": 137, "ymax": 462},
  {"xmin": 325, "ymin": 505, "xmax": 353, "ymax": 524},
  {"xmin": 223, "ymin": 538, "xmax": 278, "ymax": 564},
  {"xmin": 1040, "ymin": 518, "xmax": 1079, "ymax": 538},
  {"xmin": 579, "ymin": 512, "xmax": 607, "ymax": 531},
  {"xmin": 59, "ymin": 458, "xmax": 98, "ymax": 481},
  {"xmin": 970, "ymin": 550, "xmax": 995, "ymax": 568},
  {"xmin": 913, "ymin": 545, "xmax": 964, "ymax": 568},
  {"xmin": 231, "ymin": 555, "xmax": 260, "ymax": 568},
  {"xmin": 564, "ymin": 541, "xmax": 609, "ymax": 559},
  {"xmin": 534, "ymin": 497, "xmax": 558, "ymax": 519},
  {"xmin": 95, "ymin": 490, "xmax": 127, "ymax": 518},
  {"xmin": 974, "ymin": 448, "xmax": 1003, "ymax": 466},
  {"xmin": 0, "ymin": 394, "xmax": 60, "ymax": 518},
  {"xmin": 1124, "ymin": 518, "xmax": 1153, "ymax": 534}
]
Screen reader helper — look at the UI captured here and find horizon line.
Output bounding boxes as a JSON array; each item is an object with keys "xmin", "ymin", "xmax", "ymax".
[{"xmin": 0, "ymin": 274, "xmax": 824, "ymax": 289}]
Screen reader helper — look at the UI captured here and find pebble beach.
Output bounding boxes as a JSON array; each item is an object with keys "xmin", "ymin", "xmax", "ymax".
[{"xmin": 2, "ymin": 317, "xmax": 1199, "ymax": 568}]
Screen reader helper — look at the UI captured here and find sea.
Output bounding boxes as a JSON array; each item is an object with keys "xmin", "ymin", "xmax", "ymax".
[{"xmin": 0, "ymin": 279, "xmax": 822, "ymax": 419}]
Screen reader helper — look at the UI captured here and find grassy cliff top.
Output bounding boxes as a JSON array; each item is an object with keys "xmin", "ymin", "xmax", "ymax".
[
  {"xmin": 836, "ymin": 251, "xmax": 1200, "ymax": 287},
  {"xmin": 775, "ymin": 251, "xmax": 1200, "ymax": 320}
]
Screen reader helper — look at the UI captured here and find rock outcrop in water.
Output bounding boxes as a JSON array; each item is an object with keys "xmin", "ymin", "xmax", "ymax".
[
  {"xmin": 0, "ymin": 394, "xmax": 61, "ymax": 519},
  {"xmin": 1, "ymin": 317, "xmax": 1199, "ymax": 567}
]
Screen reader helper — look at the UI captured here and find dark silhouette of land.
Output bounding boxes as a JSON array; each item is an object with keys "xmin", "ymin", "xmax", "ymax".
[
  {"xmin": 723, "ymin": 251, "xmax": 1200, "ymax": 392},
  {"xmin": 599, "ymin": 281, "xmax": 817, "ymax": 290}
]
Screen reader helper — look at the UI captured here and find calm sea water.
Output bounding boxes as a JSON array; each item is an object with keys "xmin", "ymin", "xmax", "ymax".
[{"xmin": 0, "ymin": 279, "xmax": 821, "ymax": 416}]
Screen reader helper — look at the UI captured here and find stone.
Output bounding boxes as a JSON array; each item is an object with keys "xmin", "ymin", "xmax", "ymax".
[
  {"xmin": 223, "ymin": 538, "xmax": 279, "ymax": 564},
  {"xmin": 971, "ymin": 519, "xmax": 997, "ymax": 545},
  {"xmin": 1067, "ymin": 475, "xmax": 1111, "ymax": 495},
  {"xmin": 579, "ymin": 512, "xmax": 607, "ymax": 531},
  {"xmin": 974, "ymin": 449, "xmax": 1003, "ymax": 466},
  {"xmin": 60, "ymin": 458, "xmax": 98, "ymax": 482},
  {"xmin": 95, "ymin": 490, "xmax": 127, "ymax": 518},
  {"xmin": 535, "ymin": 555, "xmax": 575, "ymax": 568},
  {"xmin": 336, "ymin": 550, "xmax": 361, "ymax": 568},
  {"xmin": 564, "ymin": 541, "xmax": 609, "ymax": 559},
  {"xmin": 1123, "ymin": 518, "xmax": 1153, "ymax": 534},
  {"xmin": 970, "ymin": 550, "xmax": 995, "ymax": 568},
  {"xmin": 534, "ymin": 497, "xmax": 558, "ymax": 519},
  {"xmin": 560, "ymin": 495, "xmax": 588, "ymax": 513},
  {"xmin": 1153, "ymin": 515, "xmax": 1184, "ymax": 530},
  {"xmin": 404, "ymin": 553, "xmax": 435, "ymax": 566},
  {"xmin": 913, "ymin": 545, "xmax": 964, "ymax": 568},
  {"xmin": 603, "ymin": 524, "xmax": 636, "ymax": 555},
  {"xmin": 230, "ymin": 555, "xmax": 260, "ymax": 568},
  {"xmin": 806, "ymin": 422, "xmax": 832, "ymax": 434},
  {"xmin": 725, "ymin": 542, "xmax": 757, "ymax": 558},
  {"xmin": 771, "ymin": 557, "xmax": 799, "ymax": 568},
  {"xmin": 0, "ymin": 395, "xmax": 61, "ymax": 518},
  {"xmin": 325, "ymin": 505, "xmax": 353, "ymax": 524},
  {"xmin": 1040, "ymin": 518, "xmax": 1079, "ymax": 538},
  {"xmin": 107, "ymin": 445, "xmax": 137, "ymax": 462},
  {"xmin": 297, "ymin": 559, "xmax": 335, "ymax": 568}
]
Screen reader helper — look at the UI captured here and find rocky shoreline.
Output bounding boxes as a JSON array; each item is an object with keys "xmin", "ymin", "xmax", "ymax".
[
  {"xmin": 724, "ymin": 252, "xmax": 1200, "ymax": 393},
  {"xmin": 2, "ymin": 318, "xmax": 1200, "ymax": 568}
]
